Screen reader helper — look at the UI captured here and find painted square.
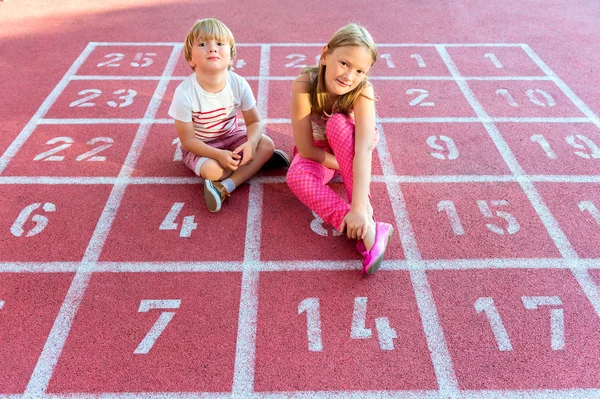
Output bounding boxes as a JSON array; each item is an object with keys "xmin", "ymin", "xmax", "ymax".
[
  {"xmin": 0, "ymin": 273, "xmax": 73, "ymax": 394},
  {"xmin": 260, "ymin": 183, "xmax": 403, "ymax": 262},
  {"xmin": 100, "ymin": 184, "xmax": 248, "ymax": 262},
  {"xmin": 446, "ymin": 46, "xmax": 545, "ymax": 77},
  {"xmin": 382, "ymin": 122, "xmax": 510, "ymax": 176},
  {"xmin": 48, "ymin": 272, "xmax": 240, "ymax": 393},
  {"xmin": 429, "ymin": 268, "xmax": 600, "ymax": 389},
  {"xmin": 254, "ymin": 271, "xmax": 437, "ymax": 391},
  {"xmin": 373, "ymin": 80, "xmax": 476, "ymax": 119},
  {"xmin": 401, "ymin": 182, "xmax": 561, "ymax": 259},
  {"xmin": 0, "ymin": 185, "xmax": 111, "ymax": 262},
  {"xmin": 535, "ymin": 183, "xmax": 600, "ymax": 258},
  {"xmin": 4, "ymin": 124, "xmax": 137, "ymax": 177}
]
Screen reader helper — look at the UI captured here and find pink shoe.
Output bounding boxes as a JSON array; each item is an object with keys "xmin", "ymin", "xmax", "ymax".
[{"xmin": 361, "ymin": 222, "xmax": 393, "ymax": 275}]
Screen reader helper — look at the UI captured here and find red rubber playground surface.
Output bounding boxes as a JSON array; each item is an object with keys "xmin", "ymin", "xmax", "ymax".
[{"xmin": 1, "ymin": 0, "xmax": 600, "ymax": 397}]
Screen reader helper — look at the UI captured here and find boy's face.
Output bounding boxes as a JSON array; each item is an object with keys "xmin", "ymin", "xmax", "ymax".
[
  {"xmin": 188, "ymin": 37, "xmax": 232, "ymax": 73},
  {"xmin": 320, "ymin": 45, "xmax": 372, "ymax": 97}
]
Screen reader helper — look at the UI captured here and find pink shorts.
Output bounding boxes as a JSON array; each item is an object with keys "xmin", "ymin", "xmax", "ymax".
[{"xmin": 181, "ymin": 126, "xmax": 248, "ymax": 176}]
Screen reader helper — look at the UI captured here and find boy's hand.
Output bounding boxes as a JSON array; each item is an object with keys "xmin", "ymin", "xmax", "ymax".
[
  {"xmin": 233, "ymin": 141, "xmax": 256, "ymax": 167},
  {"xmin": 217, "ymin": 150, "xmax": 242, "ymax": 171}
]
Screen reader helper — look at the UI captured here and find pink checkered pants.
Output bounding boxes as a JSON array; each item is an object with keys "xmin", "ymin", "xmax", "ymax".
[{"xmin": 286, "ymin": 113, "xmax": 378, "ymax": 231}]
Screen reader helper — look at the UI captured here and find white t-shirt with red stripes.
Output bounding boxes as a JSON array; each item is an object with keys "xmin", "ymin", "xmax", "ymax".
[{"xmin": 168, "ymin": 71, "xmax": 256, "ymax": 142}]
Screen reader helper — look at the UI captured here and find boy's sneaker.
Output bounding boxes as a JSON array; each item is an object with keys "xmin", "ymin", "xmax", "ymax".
[
  {"xmin": 204, "ymin": 180, "xmax": 230, "ymax": 213},
  {"xmin": 262, "ymin": 149, "xmax": 291, "ymax": 170}
]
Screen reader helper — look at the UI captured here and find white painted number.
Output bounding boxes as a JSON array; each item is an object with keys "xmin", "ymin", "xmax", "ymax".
[
  {"xmin": 285, "ymin": 54, "xmax": 308, "ymax": 68},
  {"xmin": 98, "ymin": 52, "xmax": 155, "ymax": 68},
  {"xmin": 159, "ymin": 203, "xmax": 198, "ymax": 238},
  {"xmin": 406, "ymin": 89, "xmax": 434, "ymax": 107},
  {"xmin": 530, "ymin": 134, "xmax": 600, "ymax": 160},
  {"xmin": 33, "ymin": 137, "xmax": 74, "ymax": 161},
  {"xmin": 69, "ymin": 89, "xmax": 102, "ymax": 108},
  {"xmin": 496, "ymin": 88, "xmax": 556, "ymax": 107},
  {"xmin": 300, "ymin": 296, "xmax": 397, "ymax": 352},
  {"xmin": 10, "ymin": 203, "xmax": 56, "ymax": 237},
  {"xmin": 310, "ymin": 211, "xmax": 341, "ymax": 237},
  {"xmin": 484, "ymin": 53, "xmax": 503, "ymax": 69},
  {"xmin": 476, "ymin": 295, "xmax": 565, "ymax": 351},
  {"xmin": 410, "ymin": 54, "xmax": 426, "ymax": 68},
  {"xmin": 130, "ymin": 52, "xmax": 156, "ymax": 68},
  {"xmin": 134, "ymin": 299, "xmax": 181, "ymax": 354},
  {"xmin": 298, "ymin": 298, "xmax": 323, "ymax": 352},
  {"xmin": 526, "ymin": 89, "xmax": 556, "ymax": 107},
  {"xmin": 97, "ymin": 53, "xmax": 125, "ymax": 67},
  {"xmin": 438, "ymin": 200, "xmax": 519, "ymax": 235},
  {"xmin": 235, "ymin": 59, "xmax": 246, "ymax": 69},
  {"xmin": 496, "ymin": 89, "xmax": 518, "ymax": 107},
  {"xmin": 69, "ymin": 89, "xmax": 137, "ymax": 108},
  {"xmin": 34, "ymin": 137, "xmax": 114, "ymax": 162},
  {"xmin": 566, "ymin": 134, "xmax": 600, "ymax": 159},
  {"xmin": 380, "ymin": 54, "xmax": 395, "ymax": 68},
  {"xmin": 438, "ymin": 200, "xmax": 465, "ymax": 235},
  {"xmin": 477, "ymin": 200, "xmax": 520, "ymax": 235},
  {"xmin": 530, "ymin": 134, "xmax": 558, "ymax": 159},
  {"xmin": 427, "ymin": 135, "xmax": 459, "ymax": 160},
  {"xmin": 579, "ymin": 201, "xmax": 600, "ymax": 225},
  {"xmin": 475, "ymin": 297, "xmax": 513, "ymax": 351},
  {"xmin": 172, "ymin": 137, "xmax": 183, "ymax": 161},
  {"xmin": 107, "ymin": 89, "xmax": 137, "ymax": 108},
  {"xmin": 522, "ymin": 296, "xmax": 565, "ymax": 350}
]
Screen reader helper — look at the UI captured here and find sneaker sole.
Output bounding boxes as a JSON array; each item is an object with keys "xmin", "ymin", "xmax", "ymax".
[
  {"xmin": 366, "ymin": 226, "xmax": 393, "ymax": 275},
  {"xmin": 203, "ymin": 181, "xmax": 222, "ymax": 213}
]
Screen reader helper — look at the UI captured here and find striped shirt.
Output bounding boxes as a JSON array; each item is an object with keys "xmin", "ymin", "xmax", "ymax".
[{"xmin": 169, "ymin": 71, "xmax": 256, "ymax": 142}]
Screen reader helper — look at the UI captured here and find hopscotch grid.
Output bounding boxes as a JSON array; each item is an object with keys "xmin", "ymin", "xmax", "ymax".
[{"xmin": 0, "ymin": 42, "xmax": 597, "ymax": 397}]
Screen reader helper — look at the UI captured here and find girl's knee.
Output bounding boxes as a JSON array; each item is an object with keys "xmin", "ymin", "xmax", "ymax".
[
  {"xmin": 200, "ymin": 159, "xmax": 229, "ymax": 180},
  {"xmin": 326, "ymin": 113, "xmax": 353, "ymax": 132}
]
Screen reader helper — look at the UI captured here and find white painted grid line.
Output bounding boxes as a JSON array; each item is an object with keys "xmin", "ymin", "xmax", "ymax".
[
  {"xmin": 0, "ymin": 258, "xmax": 599, "ymax": 273},
  {"xmin": 375, "ymin": 119, "xmax": 460, "ymax": 396},
  {"xmin": 24, "ymin": 43, "xmax": 182, "ymax": 397},
  {"xmin": 0, "ymin": 44, "xmax": 97, "ymax": 175},
  {"xmin": 69, "ymin": 75, "xmax": 553, "ymax": 81},
  {"xmin": 37, "ymin": 116, "xmax": 594, "ymax": 125},
  {"xmin": 231, "ymin": 45, "xmax": 272, "ymax": 395}
]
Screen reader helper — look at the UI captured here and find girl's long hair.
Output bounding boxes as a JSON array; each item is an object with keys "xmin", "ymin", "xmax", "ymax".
[{"xmin": 303, "ymin": 23, "xmax": 377, "ymax": 116}]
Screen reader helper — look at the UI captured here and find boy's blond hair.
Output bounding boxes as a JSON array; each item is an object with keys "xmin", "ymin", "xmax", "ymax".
[
  {"xmin": 304, "ymin": 23, "xmax": 378, "ymax": 116},
  {"xmin": 184, "ymin": 18, "xmax": 236, "ymax": 71}
]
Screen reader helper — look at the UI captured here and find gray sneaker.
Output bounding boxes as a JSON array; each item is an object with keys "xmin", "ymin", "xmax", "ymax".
[
  {"xmin": 262, "ymin": 149, "xmax": 291, "ymax": 170},
  {"xmin": 203, "ymin": 180, "xmax": 230, "ymax": 213}
]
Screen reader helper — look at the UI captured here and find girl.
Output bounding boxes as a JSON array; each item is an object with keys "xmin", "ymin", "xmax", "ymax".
[{"xmin": 286, "ymin": 23, "xmax": 394, "ymax": 274}]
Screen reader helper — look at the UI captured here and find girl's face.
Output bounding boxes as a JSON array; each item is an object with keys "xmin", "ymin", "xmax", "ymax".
[{"xmin": 320, "ymin": 45, "xmax": 373, "ymax": 97}]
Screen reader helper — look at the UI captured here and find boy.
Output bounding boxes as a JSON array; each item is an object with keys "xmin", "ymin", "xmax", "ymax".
[{"xmin": 169, "ymin": 18, "xmax": 289, "ymax": 212}]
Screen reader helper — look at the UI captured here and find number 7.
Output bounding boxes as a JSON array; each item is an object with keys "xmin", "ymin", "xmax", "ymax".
[{"xmin": 134, "ymin": 299, "xmax": 181, "ymax": 354}]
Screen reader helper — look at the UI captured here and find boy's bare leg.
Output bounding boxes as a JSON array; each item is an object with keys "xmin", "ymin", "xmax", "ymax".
[
  {"xmin": 229, "ymin": 135, "xmax": 275, "ymax": 186},
  {"xmin": 200, "ymin": 160, "xmax": 233, "ymax": 181}
]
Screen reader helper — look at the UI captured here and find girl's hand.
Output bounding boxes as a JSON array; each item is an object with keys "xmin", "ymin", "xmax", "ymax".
[
  {"xmin": 233, "ymin": 140, "xmax": 256, "ymax": 167},
  {"xmin": 340, "ymin": 208, "xmax": 369, "ymax": 240},
  {"xmin": 217, "ymin": 150, "xmax": 242, "ymax": 171}
]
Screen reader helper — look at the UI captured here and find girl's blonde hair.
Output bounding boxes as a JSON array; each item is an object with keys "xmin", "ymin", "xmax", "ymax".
[
  {"xmin": 183, "ymin": 18, "xmax": 236, "ymax": 71},
  {"xmin": 304, "ymin": 23, "xmax": 377, "ymax": 116}
]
